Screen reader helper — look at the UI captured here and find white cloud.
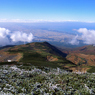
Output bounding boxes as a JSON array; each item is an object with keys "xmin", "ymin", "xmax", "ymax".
[
  {"xmin": 77, "ymin": 28, "xmax": 95, "ymax": 44},
  {"xmin": 10, "ymin": 31, "xmax": 33, "ymax": 42},
  {"xmin": 0, "ymin": 28, "xmax": 10, "ymax": 46},
  {"xmin": 0, "ymin": 27, "xmax": 34, "ymax": 46},
  {"xmin": 70, "ymin": 28, "xmax": 95, "ymax": 45},
  {"xmin": 69, "ymin": 35, "xmax": 79, "ymax": 45},
  {"xmin": 0, "ymin": 28, "xmax": 10, "ymax": 38}
]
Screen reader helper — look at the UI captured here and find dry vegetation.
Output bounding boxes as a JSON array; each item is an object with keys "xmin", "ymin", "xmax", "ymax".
[{"xmin": 66, "ymin": 53, "xmax": 95, "ymax": 66}]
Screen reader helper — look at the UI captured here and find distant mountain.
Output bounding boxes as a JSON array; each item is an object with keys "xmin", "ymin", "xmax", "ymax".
[
  {"xmin": 0, "ymin": 42, "xmax": 75, "ymax": 71},
  {"xmin": 70, "ymin": 45, "xmax": 95, "ymax": 55},
  {"xmin": 0, "ymin": 45, "xmax": 15, "ymax": 50},
  {"xmin": 66, "ymin": 45, "xmax": 95, "ymax": 66}
]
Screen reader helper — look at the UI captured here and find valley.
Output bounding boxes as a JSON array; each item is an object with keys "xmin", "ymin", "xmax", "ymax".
[{"xmin": 64, "ymin": 45, "xmax": 95, "ymax": 73}]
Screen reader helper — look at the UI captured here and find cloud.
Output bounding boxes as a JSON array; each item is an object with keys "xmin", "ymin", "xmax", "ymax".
[
  {"xmin": 0, "ymin": 28, "xmax": 10, "ymax": 38},
  {"xmin": 0, "ymin": 28, "xmax": 11, "ymax": 46},
  {"xmin": 69, "ymin": 35, "xmax": 79, "ymax": 45},
  {"xmin": 10, "ymin": 31, "xmax": 33, "ymax": 43},
  {"xmin": 77, "ymin": 28, "xmax": 95, "ymax": 44},
  {"xmin": 70, "ymin": 28, "xmax": 95, "ymax": 45},
  {"xmin": 0, "ymin": 27, "xmax": 34, "ymax": 46}
]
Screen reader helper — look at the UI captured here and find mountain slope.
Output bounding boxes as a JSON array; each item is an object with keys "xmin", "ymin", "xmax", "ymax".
[
  {"xmin": 71, "ymin": 45, "xmax": 95, "ymax": 55},
  {"xmin": 0, "ymin": 42, "xmax": 75, "ymax": 70},
  {"xmin": 66, "ymin": 45, "xmax": 95, "ymax": 66}
]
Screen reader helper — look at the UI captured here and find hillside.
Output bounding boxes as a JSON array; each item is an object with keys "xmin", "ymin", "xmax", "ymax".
[
  {"xmin": 71, "ymin": 45, "xmax": 95, "ymax": 55},
  {"xmin": 0, "ymin": 42, "xmax": 75, "ymax": 71},
  {"xmin": 65, "ymin": 45, "xmax": 95, "ymax": 72},
  {"xmin": 66, "ymin": 45, "xmax": 95, "ymax": 65}
]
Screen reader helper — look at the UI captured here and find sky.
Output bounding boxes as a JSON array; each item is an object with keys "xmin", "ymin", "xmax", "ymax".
[
  {"xmin": 1, "ymin": 0, "xmax": 95, "ymax": 46},
  {"xmin": 0, "ymin": 0, "xmax": 95, "ymax": 22}
]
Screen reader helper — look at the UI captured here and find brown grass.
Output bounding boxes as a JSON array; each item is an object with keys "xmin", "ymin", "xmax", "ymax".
[
  {"xmin": 67, "ymin": 53, "xmax": 95, "ymax": 66},
  {"xmin": 47, "ymin": 56, "xmax": 58, "ymax": 61}
]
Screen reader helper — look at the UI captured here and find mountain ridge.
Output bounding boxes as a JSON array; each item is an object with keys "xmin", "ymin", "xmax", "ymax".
[{"xmin": 0, "ymin": 41, "xmax": 75, "ymax": 71}]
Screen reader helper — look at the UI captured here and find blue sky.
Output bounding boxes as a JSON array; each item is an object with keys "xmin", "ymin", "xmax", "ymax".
[{"xmin": 0, "ymin": 0, "xmax": 95, "ymax": 22}]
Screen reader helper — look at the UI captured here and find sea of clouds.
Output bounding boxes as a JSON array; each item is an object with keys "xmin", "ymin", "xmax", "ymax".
[
  {"xmin": 70, "ymin": 28, "xmax": 95, "ymax": 45},
  {"xmin": 0, "ymin": 27, "xmax": 34, "ymax": 46}
]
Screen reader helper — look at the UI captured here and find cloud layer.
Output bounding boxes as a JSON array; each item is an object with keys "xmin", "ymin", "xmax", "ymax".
[
  {"xmin": 0, "ymin": 27, "xmax": 34, "ymax": 46},
  {"xmin": 70, "ymin": 28, "xmax": 95, "ymax": 45}
]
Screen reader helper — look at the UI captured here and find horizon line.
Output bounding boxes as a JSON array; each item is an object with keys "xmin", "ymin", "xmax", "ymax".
[{"xmin": 0, "ymin": 19, "xmax": 95, "ymax": 23}]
